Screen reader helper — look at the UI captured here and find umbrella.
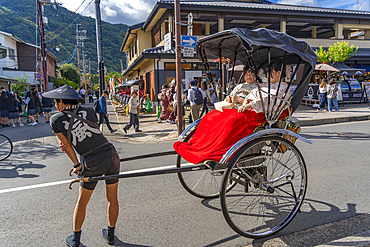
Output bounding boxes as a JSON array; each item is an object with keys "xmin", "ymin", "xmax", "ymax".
[
  {"xmin": 315, "ymin": 63, "xmax": 340, "ymax": 72},
  {"xmin": 341, "ymin": 71, "xmax": 349, "ymax": 76},
  {"xmin": 355, "ymin": 71, "xmax": 363, "ymax": 76},
  {"xmin": 228, "ymin": 65, "xmax": 245, "ymax": 71}
]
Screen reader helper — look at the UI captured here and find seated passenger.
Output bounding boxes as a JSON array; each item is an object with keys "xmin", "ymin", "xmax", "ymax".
[{"xmin": 173, "ymin": 60, "xmax": 290, "ymax": 164}]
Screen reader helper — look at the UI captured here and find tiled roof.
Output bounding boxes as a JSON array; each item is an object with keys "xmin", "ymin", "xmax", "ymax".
[{"xmin": 159, "ymin": 0, "xmax": 370, "ymax": 16}]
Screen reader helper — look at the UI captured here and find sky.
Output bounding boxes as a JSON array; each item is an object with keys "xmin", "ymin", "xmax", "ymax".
[{"xmin": 59, "ymin": 0, "xmax": 370, "ymax": 26}]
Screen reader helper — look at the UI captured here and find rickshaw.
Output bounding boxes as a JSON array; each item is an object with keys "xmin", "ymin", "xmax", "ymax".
[{"xmin": 69, "ymin": 28, "xmax": 317, "ymax": 239}]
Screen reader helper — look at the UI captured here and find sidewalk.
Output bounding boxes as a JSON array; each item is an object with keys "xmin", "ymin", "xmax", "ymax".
[{"xmin": 106, "ymin": 101, "xmax": 370, "ymax": 144}]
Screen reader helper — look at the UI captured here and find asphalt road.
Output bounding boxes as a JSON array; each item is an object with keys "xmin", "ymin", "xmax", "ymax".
[{"xmin": 1, "ymin": 120, "xmax": 370, "ymax": 246}]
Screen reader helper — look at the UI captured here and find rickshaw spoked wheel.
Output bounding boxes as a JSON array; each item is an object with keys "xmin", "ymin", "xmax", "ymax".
[
  {"xmin": 177, "ymin": 129, "xmax": 238, "ymax": 199},
  {"xmin": 0, "ymin": 134, "xmax": 13, "ymax": 161},
  {"xmin": 220, "ymin": 136, "xmax": 307, "ymax": 238}
]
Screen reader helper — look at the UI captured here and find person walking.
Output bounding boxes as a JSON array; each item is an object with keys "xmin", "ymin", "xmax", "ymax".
[
  {"xmin": 14, "ymin": 92, "xmax": 23, "ymax": 123},
  {"xmin": 200, "ymin": 81, "xmax": 213, "ymax": 117},
  {"xmin": 42, "ymin": 85, "xmax": 120, "ymax": 247},
  {"xmin": 0, "ymin": 91, "xmax": 8, "ymax": 127},
  {"xmin": 317, "ymin": 78, "xmax": 327, "ymax": 111},
  {"xmin": 157, "ymin": 84, "xmax": 170, "ymax": 123},
  {"xmin": 327, "ymin": 78, "xmax": 339, "ymax": 112},
  {"xmin": 167, "ymin": 80, "xmax": 176, "ymax": 124},
  {"xmin": 80, "ymin": 88, "xmax": 86, "ymax": 104},
  {"xmin": 32, "ymin": 91, "xmax": 42, "ymax": 123},
  {"xmin": 88, "ymin": 88, "xmax": 94, "ymax": 103},
  {"xmin": 7, "ymin": 93, "xmax": 23, "ymax": 127},
  {"xmin": 98, "ymin": 90, "xmax": 117, "ymax": 133},
  {"xmin": 123, "ymin": 91, "xmax": 142, "ymax": 133},
  {"xmin": 25, "ymin": 91, "xmax": 37, "ymax": 125},
  {"xmin": 188, "ymin": 80, "xmax": 205, "ymax": 121},
  {"xmin": 41, "ymin": 94, "xmax": 53, "ymax": 123},
  {"xmin": 95, "ymin": 89, "xmax": 99, "ymax": 101}
]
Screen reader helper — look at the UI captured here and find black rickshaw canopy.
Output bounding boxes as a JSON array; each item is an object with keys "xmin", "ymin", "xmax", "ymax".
[{"xmin": 196, "ymin": 28, "xmax": 318, "ymax": 115}]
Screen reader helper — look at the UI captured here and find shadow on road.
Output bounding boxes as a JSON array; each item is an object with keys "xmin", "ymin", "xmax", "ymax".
[
  {"xmin": 201, "ymin": 197, "xmax": 369, "ymax": 247},
  {"xmin": 0, "ymin": 160, "xmax": 45, "ymax": 179}
]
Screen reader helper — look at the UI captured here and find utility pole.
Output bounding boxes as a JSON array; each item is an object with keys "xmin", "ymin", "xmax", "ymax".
[
  {"xmin": 175, "ymin": 0, "xmax": 183, "ymax": 134},
  {"xmin": 83, "ymin": 50, "xmax": 87, "ymax": 92},
  {"xmin": 119, "ymin": 59, "xmax": 123, "ymax": 74},
  {"xmin": 95, "ymin": 0, "xmax": 105, "ymax": 96},
  {"xmin": 37, "ymin": 0, "xmax": 48, "ymax": 91},
  {"xmin": 89, "ymin": 60, "xmax": 91, "ymax": 88},
  {"xmin": 76, "ymin": 24, "xmax": 81, "ymax": 88}
]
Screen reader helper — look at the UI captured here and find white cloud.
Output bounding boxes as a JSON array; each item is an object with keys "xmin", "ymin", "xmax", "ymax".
[
  {"xmin": 277, "ymin": 0, "xmax": 320, "ymax": 7},
  {"xmin": 59, "ymin": 0, "xmax": 157, "ymax": 25}
]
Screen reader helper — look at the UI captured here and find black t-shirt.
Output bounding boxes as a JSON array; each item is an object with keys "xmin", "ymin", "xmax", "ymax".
[{"xmin": 50, "ymin": 107, "xmax": 111, "ymax": 157}]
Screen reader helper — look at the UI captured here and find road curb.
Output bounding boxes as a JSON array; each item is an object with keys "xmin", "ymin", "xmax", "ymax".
[{"xmin": 296, "ymin": 115, "xmax": 370, "ymax": 127}]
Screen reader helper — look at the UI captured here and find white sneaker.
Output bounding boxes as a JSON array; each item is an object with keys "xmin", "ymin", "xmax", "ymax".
[
  {"xmin": 157, "ymin": 119, "xmax": 162, "ymax": 123},
  {"xmin": 12, "ymin": 124, "xmax": 16, "ymax": 128},
  {"xmin": 19, "ymin": 123, "xmax": 24, "ymax": 127},
  {"xmin": 28, "ymin": 122, "xmax": 33, "ymax": 125},
  {"xmin": 31, "ymin": 122, "xmax": 37, "ymax": 126}
]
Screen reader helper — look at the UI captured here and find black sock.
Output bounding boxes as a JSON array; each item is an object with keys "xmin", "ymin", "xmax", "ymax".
[
  {"xmin": 72, "ymin": 230, "xmax": 82, "ymax": 246},
  {"xmin": 108, "ymin": 226, "xmax": 115, "ymax": 241}
]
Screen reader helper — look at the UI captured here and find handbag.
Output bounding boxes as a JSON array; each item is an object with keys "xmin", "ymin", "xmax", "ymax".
[{"xmin": 167, "ymin": 106, "xmax": 174, "ymax": 112}]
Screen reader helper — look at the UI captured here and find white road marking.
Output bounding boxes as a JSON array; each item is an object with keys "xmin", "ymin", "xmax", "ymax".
[{"xmin": 0, "ymin": 163, "xmax": 195, "ymax": 194}]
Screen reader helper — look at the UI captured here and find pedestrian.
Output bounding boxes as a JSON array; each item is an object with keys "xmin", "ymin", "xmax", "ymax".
[
  {"xmin": 317, "ymin": 78, "xmax": 328, "ymax": 111},
  {"xmin": 32, "ymin": 91, "xmax": 42, "ymax": 123},
  {"xmin": 123, "ymin": 91, "xmax": 142, "ymax": 133},
  {"xmin": 200, "ymin": 81, "xmax": 213, "ymax": 117},
  {"xmin": 75, "ymin": 88, "xmax": 80, "ymax": 95},
  {"xmin": 88, "ymin": 88, "xmax": 94, "ymax": 103},
  {"xmin": 14, "ymin": 92, "xmax": 23, "ymax": 122},
  {"xmin": 327, "ymin": 78, "xmax": 339, "ymax": 112},
  {"xmin": 167, "ymin": 79, "xmax": 176, "ymax": 124},
  {"xmin": 187, "ymin": 80, "xmax": 205, "ymax": 121},
  {"xmin": 80, "ymin": 88, "xmax": 86, "ymax": 104},
  {"xmin": 157, "ymin": 84, "xmax": 170, "ymax": 123},
  {"xmin": 173, "ymin": 86, "xmax": 186, "ymax": 128},
  {"xmin": 215, "ymin": 79, "xmax": 223, "ymax": 102},
  {"xmin": 0, "ymin": 91, "xmax": 8, "ymax": 127},
  {"xmin": 98, "ymin": 90, "xmax": 117, "ymax": 133},
  {"xmin": 41, "ymin": 94, "xmax": 53, "ymax": 123},
  {"xmin": 95, "ymin": 89, "xmax": 99, "ymax": 100},
  {"xmin": 7, "ymin": 93, "xmax": 23, "ymax": 127},
  {"xmin": 25, "ymin": 91, "xmax": 37, "ymax": 125},
  {"xmin": 42, "ymin": 85, "xmax": 120, "ymax": 247}
]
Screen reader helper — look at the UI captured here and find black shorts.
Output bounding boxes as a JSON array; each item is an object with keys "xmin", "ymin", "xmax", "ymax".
[{"xmin": 80, "ymin": 146, "xmax": 120, "ymax": 190}]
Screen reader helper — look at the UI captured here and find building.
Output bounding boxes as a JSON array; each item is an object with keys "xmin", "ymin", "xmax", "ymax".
[
  {"xmin": 121, "ymin": 0, "xmax": 370, "ymax": 101},
  {"xmin": 0, "ymin": 31, "xmax": 59, "ymax": 91}
]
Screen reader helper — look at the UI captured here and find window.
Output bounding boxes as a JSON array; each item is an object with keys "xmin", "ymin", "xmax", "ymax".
[
  {"xmin": 8, "ymin": 48, "xmax": 15, "ymax": 60},
  {"xmin": 152, "ymin": 27, "xmax": 161, "ymax": 47}
]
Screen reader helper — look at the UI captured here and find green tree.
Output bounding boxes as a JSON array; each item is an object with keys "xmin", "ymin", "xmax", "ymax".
[
  {"xmin": 316, "ymin": 41, "xmax": 358, "ymax": 65},
  {"xmin": 57, "ymin": 63, "xmax": 80, "ymax": 84}
]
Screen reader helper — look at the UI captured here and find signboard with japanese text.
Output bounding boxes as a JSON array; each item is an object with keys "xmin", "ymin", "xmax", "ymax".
[{"xmin": 164, "ymin": 32, "xmax": 172, "ymax": 51}]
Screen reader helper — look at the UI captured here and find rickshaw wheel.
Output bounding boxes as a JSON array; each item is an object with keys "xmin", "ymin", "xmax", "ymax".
[
  {"xmin": 177, "ymin": 129, "xmax": 237, "ymax": 199},
  {"xmin": 220, "ymin": 136, "xmax": 307, "ymax": 238},
  {"xmin": 0, "ymin": 134, "xmax": 13, "ymax": 161}
]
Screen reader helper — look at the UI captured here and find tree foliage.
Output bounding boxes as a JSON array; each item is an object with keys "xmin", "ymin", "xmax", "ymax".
[
  {"xmin": 315, "ymin": 41, "xmax": 359, "ymax": 65},
  {"xmin": 57, "ymin": 63, "xmax": 80, "ymax": 84},
  {"xmin": 0, "ymin": 0, "xmax": 128, "ymax": 73},
  {"xmin": 54, "ymin": 78, "xmax": 78, "ymax": 89}
]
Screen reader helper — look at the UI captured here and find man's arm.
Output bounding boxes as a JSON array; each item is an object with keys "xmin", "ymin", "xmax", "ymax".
[{"xmin": 55, "ymin": 133, "xmax": 81, "ymax": 174}]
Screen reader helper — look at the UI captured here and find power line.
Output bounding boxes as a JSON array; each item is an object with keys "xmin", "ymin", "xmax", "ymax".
[{"xmin": 46, "ymin": 0, "xmax": 94, "ymax": 44}]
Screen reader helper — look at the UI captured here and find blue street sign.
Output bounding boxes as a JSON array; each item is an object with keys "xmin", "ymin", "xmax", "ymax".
[{"xmin": 181, "ymin": 35, "xmax": 197, "ymax": 48}]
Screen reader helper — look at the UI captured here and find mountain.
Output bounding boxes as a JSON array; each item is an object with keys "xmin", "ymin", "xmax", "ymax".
[{"xmin": 0, "ymin": 0, "xmax": 128, "ymax": 73}]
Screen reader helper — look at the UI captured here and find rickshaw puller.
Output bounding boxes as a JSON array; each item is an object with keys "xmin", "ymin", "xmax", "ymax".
[{"xmin": 42, "ymin": 85, "xmax": 120, "ymax": 247}]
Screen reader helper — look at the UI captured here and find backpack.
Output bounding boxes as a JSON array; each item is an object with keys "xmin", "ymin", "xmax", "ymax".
[
  {"xmin": 93, "ymin": 100, "xmax": 100, "ymax": 113},
  {"xmin": 193, "ymin": 88, "xmax": 204, "ymax": 105}
]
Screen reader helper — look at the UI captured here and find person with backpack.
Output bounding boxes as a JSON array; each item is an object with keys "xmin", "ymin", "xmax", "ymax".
[
  {"xmin": 187, "ymin": 80, "xmax": 205, "ymax": 121},
  {"xmin": 327, "ymin": 78, "xmax": 339, "ymax": 111}
]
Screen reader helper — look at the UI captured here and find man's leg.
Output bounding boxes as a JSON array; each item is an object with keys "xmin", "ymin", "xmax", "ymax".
[
  {"xmin": 103, "ymin": 114, "xmax": 114, "ymax": 132},
  {"xmin": 134, "ymin": 113, "xmax": 139, "ymax": 131},
  {"xmin": 73, "ymin": 187, "xmax": 94, "ymax": 231},
  {"xmin": 105, "ymin": 182, "xmax": 119, "ymax": 227},
  {"xmin": 98, "ymin": 112, "xmax": 104, "ymax": 127}
]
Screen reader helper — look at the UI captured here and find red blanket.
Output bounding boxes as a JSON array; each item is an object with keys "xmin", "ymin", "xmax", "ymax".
[{"xmin": 173, "ymin": 109, "xmax": 266, "ymax": 164}]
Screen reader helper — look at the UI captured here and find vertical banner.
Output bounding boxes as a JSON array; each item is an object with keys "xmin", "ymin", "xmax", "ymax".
[{"xmin": 109, "ymin": 77, "xmax": 114, "ymax": 96}]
